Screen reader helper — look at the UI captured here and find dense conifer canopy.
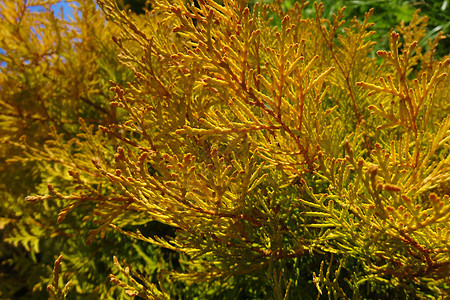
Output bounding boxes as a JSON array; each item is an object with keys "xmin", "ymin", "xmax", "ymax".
[{"xmin": 0, "ymin": 0, "xmax": 448, "ymax": 298}]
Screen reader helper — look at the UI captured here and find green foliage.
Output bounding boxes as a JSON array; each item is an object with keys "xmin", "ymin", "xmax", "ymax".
[
  {"xmin": 303, "ymin": 0, "xmax": 450, "ymax": 58},
  {"xmin": 1, "ymin": 0, "xmax": 449, "ymax": 299}
]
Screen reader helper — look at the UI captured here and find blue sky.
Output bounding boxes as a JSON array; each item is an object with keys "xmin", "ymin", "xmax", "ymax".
[
  {"xmin": 49, "ymin": 1, "xmax": 102, "ymax": 20},
  {"xmin": 0, "ymin": 1, "xmax": 77, "ymax": 67},
  {"xmin": 50, "ymin": 0, "xmax": 77, "ymax": 19},
  {"xmin": 24, "ymin": 0, "xmax": 79, "ymax": 19},
  {"xmin": 25, "ymin": 0, "xmax": 77, "ymax": 19}
]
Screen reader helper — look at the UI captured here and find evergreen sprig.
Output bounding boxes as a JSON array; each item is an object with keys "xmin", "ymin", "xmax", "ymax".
[{"xmin": 1, "ymin": 0, "xmax": 448, "ymax": 298}]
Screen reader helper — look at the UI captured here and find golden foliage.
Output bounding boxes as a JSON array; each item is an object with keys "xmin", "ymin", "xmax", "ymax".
[{"xmin": 1, "ymin": 0, "xmax": 449, "ymax": 298}]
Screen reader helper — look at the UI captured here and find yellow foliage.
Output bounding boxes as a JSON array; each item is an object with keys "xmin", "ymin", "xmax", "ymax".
[{"xmin": 1, "ymin": 0, "xmax": 449, "ymax": 298}]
